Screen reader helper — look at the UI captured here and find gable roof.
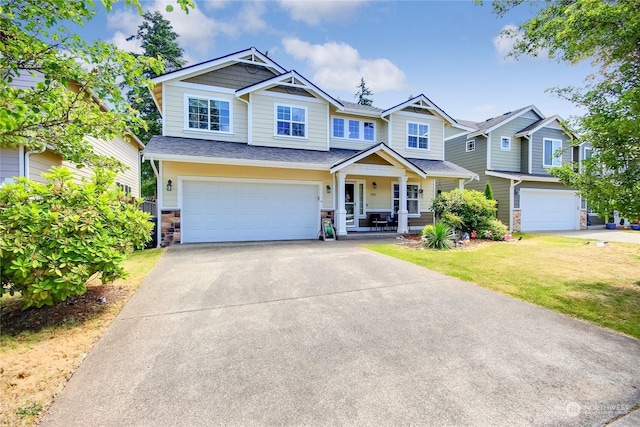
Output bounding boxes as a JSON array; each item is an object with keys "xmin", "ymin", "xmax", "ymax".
[
  {"xmin": 151, "ymin": 47, "xmax": 286, "ymax": 84},
  {"xmin": 514, "ymin": 115, "xmax": 577, "ymax": 139},
  {"xmin": 381, "ymin": 94, "xmax": 457, "ymax": 124},
  {"xmin": 467, "ymin": 105, "xmax": 544, "ymax": 138},
  {"xmin": 236, "ymin": 70, "xmax": 343, "ymax": 110},
  {"xmin": 330, "ymin": 142, "xmax": 426, "ymax": 177}
]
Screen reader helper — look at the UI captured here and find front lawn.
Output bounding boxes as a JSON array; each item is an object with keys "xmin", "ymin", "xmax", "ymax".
[
  {"xmin": 0, "ymin": 249, "xmax": 164, "ymax": 426},
  {"xmin": 368, "ymin": 234, "xmax": 640, "ymax": 339}
]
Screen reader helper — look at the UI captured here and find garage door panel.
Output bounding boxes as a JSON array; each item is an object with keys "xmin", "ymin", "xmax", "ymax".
[
  {"xmin": 520, "ymin": 189, "xmax": 579, "ymax": 231},
  {"xmin": 182, "ymin": 180, "xmax": 319, "ymax": 243}
]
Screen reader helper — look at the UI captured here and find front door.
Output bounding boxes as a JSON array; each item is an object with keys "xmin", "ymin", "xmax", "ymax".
[{"xmin": 345, "ymin": 181, "xmax": 365, "ymax": 228}]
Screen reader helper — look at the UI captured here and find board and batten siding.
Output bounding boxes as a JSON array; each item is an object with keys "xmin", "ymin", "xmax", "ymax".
[
  {"xmin": 183, "ymin": 63, "xmax": 277, "ymax": 90},
  {"xmin": 0, "ymin": 148, "xmax": 20, "ymax": 181},
  {"xmin": 328, "ymin": 113, "xmax": 385, "ymax": 150},
  {"xmin": 163, "ymin": 84, "xmax": 248, "ymax": 143},
  {"xmin": 161, "ymin": 162, "xmax": 332, "ymax": 209},
  {"xmin": 250, "ymin": 92, "xmax": 328, "ymax": 151},
  {"xmin": 489, "ymin": 116, "xmax": 537, "ymax": 171},
  {"xmin": 388, "ymin": 111, "xmax": 444, "ymax": 160},
  {"xmin": 530, "ymin": 127, "xmax": 572, "ymax": 175}
]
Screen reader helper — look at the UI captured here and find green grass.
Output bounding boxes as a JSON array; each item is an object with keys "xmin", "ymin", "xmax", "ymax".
[{"xmin": 367, "ymin": 234, "xmax": 640, "ymax": 339}]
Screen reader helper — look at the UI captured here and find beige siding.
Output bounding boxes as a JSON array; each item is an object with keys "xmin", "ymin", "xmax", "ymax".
[
  {"xmin": 328, "ymin": 113, "xmax": 385, "ymax": 150},
  {"xmin": 0, "ymin": 148, "xmax": 20, "ymax": 181},
  {"xmin": 62, "ymin": 134, "xmax": 141, "ymax": 197},
  {"xmin": 29, "ymin": 151, "xmax": 62, "ymax": 183},
  {"xmin": 161, "ymin": 162, "xmax": 333, "ymax": 209},
  {"xmin": 163, "ymin": 83, "xmax": 248, "ymax": 143},
  {"xmin": 184, "ymin": 63, "xmax": 276, "ymax": 90},
  {"xmin": 250, "ymin": 92, "xmax": 328, "ymax": 151},
  {"xmin": 388, "ymin": 111, "xmax": 444, "ymax": 160},
  {"xmin": 489, "ymin": 116, "xmax": 537, "ymax": 171}
]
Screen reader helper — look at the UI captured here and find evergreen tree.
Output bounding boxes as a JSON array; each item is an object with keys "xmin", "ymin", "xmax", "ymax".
[
  {"xmin": 355, "ymin": 77, "xmax": 374, "ymax": 106},
  {"xmin": 484, "ymin": 182, "xmax": 494, "ymax": 200},
  {"xmin": 128, "ymin": 11, "xmax": 185, "ymax": 197}
]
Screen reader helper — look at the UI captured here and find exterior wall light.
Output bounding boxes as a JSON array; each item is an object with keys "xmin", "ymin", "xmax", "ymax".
[
  {"xmin": 166, "ymin": 179, "xmax": 173, "ymax": 191},
  {"xmin": 372, "ymin": 182, "xmax": 377, "ymax": 189},
  {"xmin": 326, "ymin": 185, "xmax": 331, "ymax": 194}
]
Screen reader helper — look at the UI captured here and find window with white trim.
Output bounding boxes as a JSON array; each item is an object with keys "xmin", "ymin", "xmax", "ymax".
[
  {"xmin": 543, "ymin": 138, "xmax": 563, "ymax": 167},
  {"xmin": 393, "ymin": 183, "xmax": 419, "ymax": 215},
  {"xmin": 276, "ymin": 104, "xmax": 306, "ymax": 137},
  {"xmin": 466, "ymin": 139, "xmax": 475, "ymax": 152},
  {"xmin": 407, "ymin": 122, "xmax": 429, "ymax": 149},
  {"xmin": 332, "ymin": 117, "xmax": 375, "ymax": 141},
  {"xmin": 584, "ymin": 147, "xmax": 593, "ymax": 159},
  {"xmin": 500, "ymin": 136, "xmax": 511, "ymax": 150},
  {"xmin": 186, "ymin": 96, "xmax": 231, "ymax": 132}
]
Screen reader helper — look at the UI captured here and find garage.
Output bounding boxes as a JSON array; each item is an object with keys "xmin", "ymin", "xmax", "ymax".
[
  {"xmin": 520, "ymin": 188, "xmax": 580, "ymax": 231},
  {"xmin": 181, "ymin": 180, "xmax": 320, "ymax": 243}
]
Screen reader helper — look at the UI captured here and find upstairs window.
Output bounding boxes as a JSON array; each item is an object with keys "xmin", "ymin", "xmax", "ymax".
[
  {"xmin": 332, "ymin": 118, "xmax": 376, "ymax": 141},
  {"xmin": 544, "ymin": 138, "xmax": 563, "ymax": 167},
  {"xmin": 187, "ymin": 96, "xmax": 231, "ymax": 132},
  {"xmin": 500, "ymin": 136, "xmax": 511, "ymax": 150},
  {"xmin": 407, "ymin": 122, "xmax": 429, "ymax": 150},
  {"xmin": 584, "ymin": 147, "xmax": 593, "ymax": 159},
  {"xmin": 466, "ymin": 139, "xmax": 476, "ymax": 152},
  {"xmin": 276, "ymin": 104, "xmax": 306, "ymax": 137}
]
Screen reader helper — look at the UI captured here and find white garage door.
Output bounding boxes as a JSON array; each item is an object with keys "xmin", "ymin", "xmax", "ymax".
[
  {"xmin": 181, "ymin": 180, "xmax": 319, "ymax": 243},
  {"xmin": 520, "ymin": 189, "xmax": 580, "ymax": 231}
]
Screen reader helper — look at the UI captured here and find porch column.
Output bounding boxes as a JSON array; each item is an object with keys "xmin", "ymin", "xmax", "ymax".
[
  {"xmin": 335, "ymin": 172, "xmax": 347, "ymax": 237},
  {"xmin": 398, "ymin": 175, "xmax": 409, "ymax": 233},
  {"xmin": 458, "ymin": 178, "xmax": 465, "ymax": 190}
]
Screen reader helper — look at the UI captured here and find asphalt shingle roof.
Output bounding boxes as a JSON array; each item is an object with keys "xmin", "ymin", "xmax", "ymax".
[
  {"xmin": 144, "ymin": 136, "xmax": 476, "ymax": 177},
  {"xmin": 339, "ymin": 100, "xmax": 383, "ymax": 113}
]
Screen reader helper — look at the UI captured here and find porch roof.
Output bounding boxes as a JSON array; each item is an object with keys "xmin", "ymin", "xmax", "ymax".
[{"xmin": 144, "ymin": 136, "xmax": 477, "ymax": 178}]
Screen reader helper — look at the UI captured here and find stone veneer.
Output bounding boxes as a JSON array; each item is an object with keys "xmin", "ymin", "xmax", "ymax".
[
  {"xmin": 161, "ymin": 209, "xmax": 181, "ymax": 247},
  {"xmin": 512, "ymin": 210, "xmax": 521, "ymax": 232},
  {"xmin": 580, "ymin": 210, "xmax": 587, "ymax": 230}
]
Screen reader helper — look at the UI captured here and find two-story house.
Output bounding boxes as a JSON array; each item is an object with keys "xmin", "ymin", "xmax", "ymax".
[
  {"xmin": 0, "ymin": 73, "xmax": 143, "ymax": 196},
  {"xmin": 143, "ymin": 47, "xmax": 478, "ymax": 245},
  {"xmin": 442, "ymin": 105, "xmax": 587, "ymax": 232}
]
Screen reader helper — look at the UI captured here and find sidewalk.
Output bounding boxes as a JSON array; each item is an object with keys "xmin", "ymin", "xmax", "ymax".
[{"xmin": 544, "ymin": 226, "xmax": 640, "ymax": 245}]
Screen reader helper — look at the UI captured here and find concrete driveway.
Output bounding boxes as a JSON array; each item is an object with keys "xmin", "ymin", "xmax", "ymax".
[{"xmin": 43, "ymin": 241, "xmax": 640, "ymax": 426}]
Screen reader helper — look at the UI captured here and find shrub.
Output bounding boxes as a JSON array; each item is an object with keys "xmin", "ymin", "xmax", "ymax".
[
  {"xmin": 441, "ymin": 212, "xmax": 463, "ymax": 231},
  {"xmin": 485, "ymin": 219, "xmax": 510, "ymax": 241},
  {"xmin": 431, "ymin": 189, "xmax": 497, "ymax": 233},
  {"xmin": 484, "ymin": 182, "xmax": 494, "ymax": 200},
  {"xmin": 422, "ymin": 222, "xmax": 452, "ymax": 250},
  {"xmin": 0, "ymin": 167, "xmax": 153, "ymax": 309}
]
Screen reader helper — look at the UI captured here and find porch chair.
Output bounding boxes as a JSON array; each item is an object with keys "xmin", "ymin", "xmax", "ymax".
[{"xmin": 368, "ymin": 213, "xmax": 386, "ymax": 231}]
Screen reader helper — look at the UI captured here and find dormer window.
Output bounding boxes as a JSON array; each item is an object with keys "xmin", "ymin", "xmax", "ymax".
[
  {"xmin": 407, "ymin": 122, "xmax": 429, "ymax": 150},
  {"xmin": 332, "ymin": 118, "xmax": 375, "ymax": 141},
  {"xmin": 185, "ymin": 95, "xmax": 231, "ymax": 133},
  {"xmin": 275, "ymin": 104, "xmax": 306, "ymax": 138}
]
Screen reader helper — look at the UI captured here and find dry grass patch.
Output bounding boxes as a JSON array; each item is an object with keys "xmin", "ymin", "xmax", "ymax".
[
  {"xmin": 0, "ymin": 249, "xmax": 164, "ymax": 426},
  {"xmin": 368, "ymin": 234, "xmax": 640, "ymax": 339}
]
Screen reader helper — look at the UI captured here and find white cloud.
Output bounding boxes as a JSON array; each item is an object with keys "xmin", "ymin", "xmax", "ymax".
[
  {"xmin": 238, "ymin": 1, "xmax": 267, "ymax": 32},
  {"xmin": 493, "ymin": 24, "xmax": 549, "ymax": 62},
  {"xmin": 109, "ymin": 31, "xmax": 144, "ymax": 54},
  {"xmin": 278, "ymin": 0, "xmax": 369, "ymax": 25},
  {"xmin": 282, "ymin": 38, "xmax": 406, "ymax": 93}
]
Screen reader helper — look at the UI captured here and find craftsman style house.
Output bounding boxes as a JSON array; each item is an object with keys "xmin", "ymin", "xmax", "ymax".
[
  {"xmin": 441, "ymin": 106, "xmax": 588, "ymax": 232},
  {"xmin": 143, "ymin": 47, "xmax": 478, "ymax": 245}
]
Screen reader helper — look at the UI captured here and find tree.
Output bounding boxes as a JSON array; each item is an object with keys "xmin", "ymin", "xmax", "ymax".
[
  {"xmin": 487, "ymin": 0, "xmax": 640, "ymax": 220},
  {"xmin": 355, "ymin": 77, "xmax": 374, "ymax": 106},
  {"xmin": 484, "ymin": 182, "xmax": 494, "ymax": 200},
  {"xmin": 128, "ymin": 11, "xmax": 185, "ymax": 197},
  {"xmin": 0, "ymin": 0, "xmax": 193, "ymax": 170},
  {"xmin": 0, "ymin": 167, "xmax": 153, "ymax": 309}
]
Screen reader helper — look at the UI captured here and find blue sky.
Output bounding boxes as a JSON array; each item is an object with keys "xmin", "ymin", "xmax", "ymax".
[{"xmin": 80, "ymin": 0, "xmax": 594, "ymax": 122}]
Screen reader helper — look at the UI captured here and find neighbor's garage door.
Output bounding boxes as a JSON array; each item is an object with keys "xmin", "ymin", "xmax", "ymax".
[
  {"xmin": 182, "ymin": 180, "xmax": 319, "ymax": 243},
  {"xmin": 520, "ymin": 189, "xmax": 580, "ymax": 231}
]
